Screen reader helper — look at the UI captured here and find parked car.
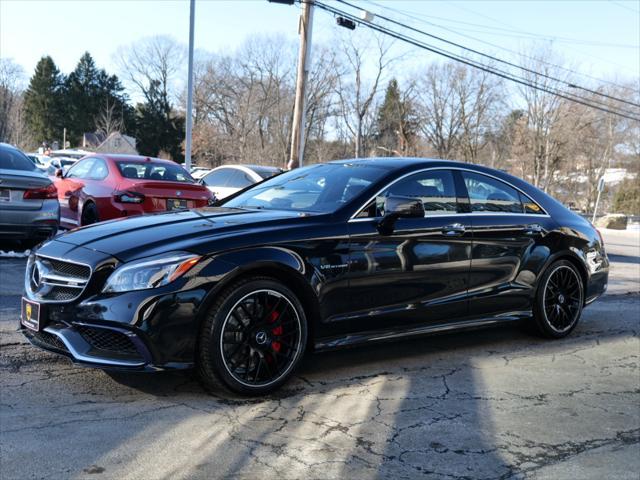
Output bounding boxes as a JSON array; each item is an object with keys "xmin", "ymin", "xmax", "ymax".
[
  {"xmin": 26, "ymin": 154, "xmax": 50, "ymax": 172},
  {"xmin": 0, "ymin": 143, "xmax": 59, "ymax": 243},
  {"xmin": 188, "ymin": 166, "xmax": 211, "ymax": 180},
  {"xmin": 200, "ymin": 164, "xmax": 283, "ymax": 199},
  {"xmin": 46, "ymin": 157, "xmax": 78, "ymax": 177},
  {"xmin": 51, "ymin": 154, "xmax": 214, "ymax": 229},
  {"xmin": 20, "ymin": 158, "xmax": 608, "ymax": 395}
]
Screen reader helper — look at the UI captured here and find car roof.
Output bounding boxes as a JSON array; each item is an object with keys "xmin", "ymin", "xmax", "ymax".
[
  {"xmin": 213, "ymin": 164, "xmax": 281, "ymax": 171},
  {"xmin": 95, "ymin": 154, "xmax": 180, "ymax": 165},
  {"xmin": 328, "ymin": 157, "xmax": 466, "ymax": 169}
]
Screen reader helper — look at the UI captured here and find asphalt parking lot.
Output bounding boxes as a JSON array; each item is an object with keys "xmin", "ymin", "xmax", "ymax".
[{"xmin": 1, "ymin": 230, "xmax": 638, "ymax": 480}]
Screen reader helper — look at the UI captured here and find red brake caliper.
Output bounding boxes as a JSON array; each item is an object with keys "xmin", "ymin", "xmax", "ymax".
[{"xmin": 269, "ymin": 310, "xmax": 282, "ymax": 353}]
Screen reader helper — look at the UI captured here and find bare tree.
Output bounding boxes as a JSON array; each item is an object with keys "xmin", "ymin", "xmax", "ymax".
[
  {"xmin": 114, "ymin": 35, "xmax": 185, "ymax": 104},
  {"xmin": 415, "ymin": 62, "xmax": 463, "ymax": 159},
  {"xmin": 516, "ymin": 46, "xmax": 574, "ymax": 190},
  {"xmin": 95, "ymin": 97, "xmax": 123, "ymax": 137},
  {"xmin": 335, "ymin": 34, "xmax": 394, "ymax": 158},
  {"xmin": 454, "ymin": 65, "xmax": 504, "ymax": 163},
  {"xmin": 0, "ymin": 58, "xmax": 25, "ymax": 143}
]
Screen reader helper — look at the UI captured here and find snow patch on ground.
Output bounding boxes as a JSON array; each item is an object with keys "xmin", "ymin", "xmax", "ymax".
[{"xmin": 0, "ymin": 250, "xmax": 30, "ymax": 258}]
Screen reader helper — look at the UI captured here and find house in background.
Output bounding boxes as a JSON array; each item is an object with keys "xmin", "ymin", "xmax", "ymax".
[{"xmin": 82, "ymin": 132, "xmax": 138, "ymax": 155}]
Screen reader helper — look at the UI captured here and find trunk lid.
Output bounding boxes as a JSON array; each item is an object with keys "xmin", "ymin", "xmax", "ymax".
[
  {"xmin": 0, "ymin": 168, "xmax": 52, "ymax": 210},
  {"xmin": 119, "ymin": 180, "xmax": 211, "ymax": 201}
]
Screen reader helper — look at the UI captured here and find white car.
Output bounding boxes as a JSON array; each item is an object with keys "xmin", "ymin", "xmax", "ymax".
[
  {"xmin": 26, "ymin": 154, "xmax": 51, "ymax": 171},
  {"xmin": 46, "ymin": 157, "xmax": 78, "ymax": 176},
  {"xmin": 189, "ymin": 167, "xmax": 211, "ymax": 180},
  {"xmin": 200, "ymin": 164, "xmax": 283, "ymax": 199}
]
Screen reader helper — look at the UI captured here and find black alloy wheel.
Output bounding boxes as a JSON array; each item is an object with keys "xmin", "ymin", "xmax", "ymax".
[
  {"xmin": 198, "ymin": 277, "xmax": 307, "ymax": 395},
  {"xmin": 81, "ymin": 203, "xmax": 99, "ymax": 226},
  {"xmin": 534, "ymin": 260, "xmax": 584, "ymax": 338}
]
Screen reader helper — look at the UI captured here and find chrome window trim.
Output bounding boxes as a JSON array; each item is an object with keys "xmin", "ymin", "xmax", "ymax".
[
  {"xmin": 348, "ymin": 166, "xmax": 549, "ymax": 221},
  {"xmin": 25, "ymin": 253, "xmax": 93, "ymax": 304}
]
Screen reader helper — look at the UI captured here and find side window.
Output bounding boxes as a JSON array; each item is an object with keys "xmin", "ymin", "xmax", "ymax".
[
  {"xmin": 202, "ymin": 169, "xmax": 233, "ymax": 187},
  {"xmin": 462, "ymin": 172, "xmax": 523, "ymax": 214},
  {"xmin": 378, "ymin": 169, "xmax": 458, "ymax": 216},
  {"xmin": 66, "ymin": 158, "xmax": 95, "ymax": 179},
  {"xmin": 519, "ymin": 192, "xmax": 545, "ymax": 215},
  {"xmin": 226, "ymin": 170, "xmax": 253, "ymax": 188},
  {"xmin": 87, "ymin": 159, "xmax": 108, "ymax": 180}
]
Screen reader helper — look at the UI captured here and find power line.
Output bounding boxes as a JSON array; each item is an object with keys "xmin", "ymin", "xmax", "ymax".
[
  {"xmin": 360, "ymin": 0, "xmax": 637, "ymax": 94},
  {"xmin": 606, "ymin": 0, "xmax": 640, "ymax": 14},
  {"xmin": 364, "ymin": 0, "xmax": 638, "ymax": 48},
  {"xmin": 391, "ymin": 0, "xmax": 640, "ymax": 74},
  {"xmin": 447, "ymin": 1, "xmax": 637, "ymax": 47},
  {"xmin": 335, "ymin": 0, "xmax": 640, "ymax": 109},
  {"xmin": 309, "ymin": 1, "xmax": 640, "ymax": 122}
]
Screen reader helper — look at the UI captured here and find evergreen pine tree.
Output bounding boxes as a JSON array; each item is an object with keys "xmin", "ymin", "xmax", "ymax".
[
  {"xmin": 374, "ymin": 79, "xmax": 417, "ymax": 157},
  {"xmin": 64, "ymin": 52, "xmax": 133, "ymax": 144},
  {"xmin": 135, "ymin": 80, "xmax": 184, "ymax": 160},
  {"xmin": 23, "ymin": 56, "xmax": 65, "ymax": 144}
]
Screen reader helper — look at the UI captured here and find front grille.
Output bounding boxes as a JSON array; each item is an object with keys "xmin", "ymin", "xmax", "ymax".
[
  {"xmin": 27, "ymin": 255, "xmax": 91, "ymax": 303},
  {"xmin": 46, "ymin": 258, "xmax": 91, "ymax": 279},
  {"xmin": 48, "ymin": 286, "xmax": 82, "ymax": 301},
  {"xmin": 77, "ymin": 326, "xmax": 139, "ymax": 355},
  {"xmin": 27, "ymin": 330, "xmax": 68, "ymax": 352}
]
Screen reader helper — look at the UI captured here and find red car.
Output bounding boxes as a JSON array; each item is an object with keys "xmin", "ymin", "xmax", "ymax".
[{"xmin": 53, "ymin": 154, "xmax": 214, "ymax": 229}]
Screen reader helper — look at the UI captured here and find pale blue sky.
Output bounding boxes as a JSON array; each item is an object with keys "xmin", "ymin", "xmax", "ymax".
[{"xmin": 1, "ymin": 0, "xmax": 639, "ymax": 89}]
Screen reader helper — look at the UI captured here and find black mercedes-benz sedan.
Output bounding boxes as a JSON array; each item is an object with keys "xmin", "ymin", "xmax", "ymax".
[{"xmin": 20, "ymin": 158, "xmax": 609, "ymax": 395}]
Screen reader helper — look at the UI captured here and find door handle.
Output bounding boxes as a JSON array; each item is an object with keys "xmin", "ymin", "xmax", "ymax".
[
  {"xmin": 524, "ymin": 223, "xmax": 544, "ymax": 235},
  {"xmin": 442, "ymin": 223, "xmax": 466, "ymax": 236}
]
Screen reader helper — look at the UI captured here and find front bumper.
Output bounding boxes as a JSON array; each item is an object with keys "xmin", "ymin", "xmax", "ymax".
[
  {"xmin": 20, "ymin": 285, "xmax": 210, "ymax": 371},
  {"xmin": 23, "ymin": 323, "xmax": 150, "ymax": 369},
  {"xmin": 20, "ymin": 239, "xmax": 239, "ymax": 370}
]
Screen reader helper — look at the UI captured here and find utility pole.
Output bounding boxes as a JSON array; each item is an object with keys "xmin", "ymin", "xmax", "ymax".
[
  {"xmin": 592, "ymin": 176, "xmax": 606, "ymax": 223},
  {"xmin": 184, "ymin": 0, "xmax": 196, "ymax": 171},
  {"xmin": 287, "ymin": 0, "xmax": 314, "ymax": 170}
]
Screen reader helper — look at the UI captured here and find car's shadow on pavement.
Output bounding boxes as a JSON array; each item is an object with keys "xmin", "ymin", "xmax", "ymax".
[
  {"xmin": 103, "ymin": 298, "xmax": 634, "ymax": 402},
  {"xmin": 2, "ymin": 295, "xmax": 637, "ymax": 479},
  {"xmin": 104, "ymin": 322, "xmax": 526, "ymax": 396}
]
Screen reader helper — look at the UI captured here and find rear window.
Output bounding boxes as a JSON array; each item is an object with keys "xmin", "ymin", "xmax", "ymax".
[
  {"xmin": 0, "ymin": 146, "xmax": 36, "ymax": 171},
  {"xmin": 116, "ymin": 161, "xmax": 194, "ymax": 183}
]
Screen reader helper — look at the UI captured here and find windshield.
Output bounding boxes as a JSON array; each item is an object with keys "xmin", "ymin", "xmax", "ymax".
[
  {"xmin": 223, "ymin": 163, "xmax": 388, "ymax": 214},
  {"xmin": 117, "ymin": 161, "xmax": 195, "ymax": 183},
  {"xmin": 0, "ymin": 146, "xmax": 36, "ymax": 171}
]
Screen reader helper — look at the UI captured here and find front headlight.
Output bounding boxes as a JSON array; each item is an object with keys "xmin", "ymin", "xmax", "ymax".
[{"xmin": 103, "ymin": 252, "xmax": 201, "ymax": 293}]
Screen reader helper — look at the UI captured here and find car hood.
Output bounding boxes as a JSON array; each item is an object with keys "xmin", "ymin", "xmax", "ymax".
[{"xmin": 49, "ymin": 207, "xmax": 309, "ymax": 262}]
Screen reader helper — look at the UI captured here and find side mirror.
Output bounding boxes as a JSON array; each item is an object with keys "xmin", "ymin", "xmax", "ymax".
[
  {"xmin": 377, "ymin": 195, "xmax": 424, "ymax": 234},
  {"xmin": 55, "ymin": 168, "xmax": 63, "ymax": 178}
]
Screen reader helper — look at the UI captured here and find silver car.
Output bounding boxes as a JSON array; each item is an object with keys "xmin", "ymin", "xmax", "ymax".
[{"xmin": 0, "ymin": 143, "xmax": 60, "ymax": 243}]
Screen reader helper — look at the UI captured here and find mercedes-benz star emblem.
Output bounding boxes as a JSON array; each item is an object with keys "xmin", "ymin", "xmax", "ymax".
[
  {"xmin": 31, "ymin": 259, "xmax": 51, "ymax": 292},
  {"xmin": 255, "ymin": 331, "xmax": 268, "ymax": 345}
]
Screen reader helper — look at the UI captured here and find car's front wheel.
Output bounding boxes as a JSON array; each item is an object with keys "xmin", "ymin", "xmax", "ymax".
[
  {"xmin": 197, "ymin": 277, "xmax": 307, "ymax": 395},
  {"xmin": 533, "ymin": 260, "xmax": 584, "ymax": 338}
]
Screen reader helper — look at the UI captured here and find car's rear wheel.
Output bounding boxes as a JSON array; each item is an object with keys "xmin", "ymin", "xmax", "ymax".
[
  {"xmin": 81, "ymin": 202, "xmax": 99, "ymax": 226},
  {"xmin": 197, "ymin": 277, "xmax": 307, "ymax": 395},
  {"xmin": 533, "ymin": 260, "xmax": 584, "ymax": 338}
]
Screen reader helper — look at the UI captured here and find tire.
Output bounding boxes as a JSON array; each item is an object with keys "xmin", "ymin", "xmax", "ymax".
[
  {"xmin": 81, "ymin": 202, "xmax": 99, "ymax": 226},
  {"xmin": 533, "ymin": 260, "xmax": 584, "ymax": 338},
  {"xmin": 197, "ymin": 277, "xmax": 308, "ymax": 396}
]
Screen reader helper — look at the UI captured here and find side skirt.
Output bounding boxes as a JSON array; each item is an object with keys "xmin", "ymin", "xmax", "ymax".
[{"xmin": 314, "ymin": 314, "xmax": 530, "ymax": 351}]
